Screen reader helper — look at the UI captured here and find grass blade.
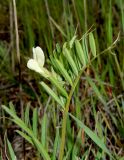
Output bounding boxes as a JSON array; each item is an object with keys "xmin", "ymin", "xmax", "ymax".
[
  {"xmin": 86, "ymin": 76, "xmax": 107, "ymax": 106},
  {"xmin": 52, "ymin": 128, "xmax": 60, "ymax": 160},
  {"xmin": 32, "ymin": 108, "xmax": 38, "ymax": 138},
  {"xmin": 41, "ymin": 113, "xmax": 47, "ymax": 148},
  {"xmin": 50, "ymin": 16, "xmax": 67, "ymax": 38},
  {"xmin": 72, "ymin": 129, "xmax": 82, "ymax": 160},
  {"xmin": 7, "ymin": 139, "xmax": 16, "ymax": 160},
  {"xmin": 69, "ymin": 113, "xmax": 113, "ymax": 158},
  {"xmin": 2, "ymin": 105, "xmax": 51, "ymax": 160},
  {"xmin": 24, "ymin": 102, "xmax": 30, "ymax": 126}
]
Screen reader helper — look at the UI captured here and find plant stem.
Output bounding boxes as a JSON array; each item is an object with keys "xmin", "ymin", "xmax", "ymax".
[
  {"xmin": 58, "ymin": 37, "xmax": 120, "ymax": 160},
  {"xmin": 58, "ymin": 68, "xmax": 84, "ymax": 160}
]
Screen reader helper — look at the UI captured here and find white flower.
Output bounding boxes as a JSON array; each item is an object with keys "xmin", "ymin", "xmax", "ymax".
[{"xmin": 27, "ymin": 46, "xmax": 50, "ymax": 77}]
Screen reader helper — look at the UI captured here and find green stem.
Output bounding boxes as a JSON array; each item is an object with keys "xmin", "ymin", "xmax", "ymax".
[
  {"xmin": 113, "ymin": 53, "xmax": 124, "ymax": 90},
  {"xmin": 58, "ymin": 40, "xmax": 119, "ymax": 160},
  {"xmin": 58, "ymin": 68, "xmax": 83, "ymax": 160}
]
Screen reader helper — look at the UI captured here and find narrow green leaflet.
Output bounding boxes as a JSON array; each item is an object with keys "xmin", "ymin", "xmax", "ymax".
[
  {"xmin": 82, "ymin": 34, "xmax": 89, "ymax": 63},
  {"xmin": 40, "ymin": 82, "xmax": 64, "ymax": 108},
  {"xmin": 16, "ymin": 130, "xmax": 33, "ymax": 145},
  {"xmin": 69, "ymin": 35, "xmax": 77, "ymax": 48},
  {"xmin": 9, "ymin": 102, "xmax": 16, "ymax": 115},
  {"xmin": 63, "ymin": 48, "xmax": 78, "ymax": 76},
  {"xmin": 49, "ymin": 76, "xmax": 68, "ymax": 98},
  {"xmin": 55, "ymin": 59, "xmax": 73, "ymax": 86},
  {"xmin": 33, "ymin": 137, "xmax": 51, "ymax": 160},
  {"xmin": 89, "ymin": 32, "xmax": 96, "ymax": 57},
  {"xmin": 75, "ymin": 40, "xmax": 86, "ymax": 66}
]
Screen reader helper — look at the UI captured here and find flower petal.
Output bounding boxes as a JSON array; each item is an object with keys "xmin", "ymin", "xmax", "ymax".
[
  {"xmin": 27, "ymin": 59, "xmax": 44, "ymax": 74},
  {"xmin": 33, "ymin": 46, "xmax": 45, "ymax": 67}
]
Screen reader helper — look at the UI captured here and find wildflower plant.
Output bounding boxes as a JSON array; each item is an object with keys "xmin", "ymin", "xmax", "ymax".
[
  {"xmin": 2, "ymin": 31, "xmax": 118, "ymax": 160},
  {"xmin": 26, "ymin": 32, "xmax": 112, "ymax": 159}
]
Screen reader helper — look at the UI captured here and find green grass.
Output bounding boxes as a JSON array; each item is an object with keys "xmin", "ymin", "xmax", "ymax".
[{"xmin": 0, "ymin": 0, "xmax": 124, "ymax": 159}]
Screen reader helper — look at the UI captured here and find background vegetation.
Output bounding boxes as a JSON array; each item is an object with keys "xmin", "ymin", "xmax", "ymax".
[{"xmin": 0, "ymin": 0, "xmax": 124, "ymax": 159}]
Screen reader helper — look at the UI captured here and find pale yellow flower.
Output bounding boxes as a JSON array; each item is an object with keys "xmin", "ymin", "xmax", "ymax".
[{"xmin": 27, "ymin": 46, "xmax": 50, "ymax": 77}]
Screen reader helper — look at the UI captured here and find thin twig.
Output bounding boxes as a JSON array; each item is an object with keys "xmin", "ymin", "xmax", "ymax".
[
  {"xmin": 107, "ymin": 94, "xmax": 124, "ymax": 106},
  {"xmin": 12, "ymin": 0, "xmax": 24, "ymax": 158},
  {"xmin": 9, "ymin": 1, "xmax": 15, "ymax": 73},
  {"xmin": 44, "ymin": 0, "xmax": 54, "ymax": 39},
  {"xmin": 26, "ymin": 80, "xmax": 43, "ymax": 108},
  {"xmin": 13, "ymin": 0, "xmax": 22, "ymax": 117},
  {"xmin": 84, "ymin": 0, "xmax": 87, "ymax": 32},
  {"xmin": 72, "ymin": 0, "xmax": 81, "ymax": 35},
  {"xmin": 13, "ymin": 0, "xmax": 20, "ymax": 65},
  {"xmin": 0, "ymin": 84, "xmax": 16, "ymax": 90},
  {"xmin": 81, "ymin": 77, "xmax": 114, "ymax": 87}
]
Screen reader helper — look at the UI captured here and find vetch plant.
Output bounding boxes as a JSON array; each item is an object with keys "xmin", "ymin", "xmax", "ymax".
[
  {"xmin": 2, "ymin": 31, "xmax": 118, "ymax": 160},
  {"xmin": 26, "ymin": 32, "xmax": 114, "ymax": 160}
]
